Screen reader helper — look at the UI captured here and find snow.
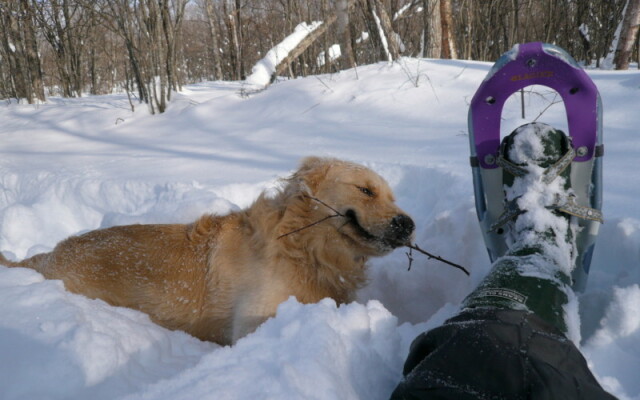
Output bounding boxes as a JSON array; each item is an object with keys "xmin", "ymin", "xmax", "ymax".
[
  {"xmin": 318, "ymin": 44, "xmax": 342, "ymax": 67},
  {"xmin": 503, "ymin": 123, "xmax": 577, "ymax": 276},
  {"xmin": 0, "ymin": 58, "xmax": 639, "ymax": 399},
  {"xmin": 246, "ymin": 21, "xmax": 323, "ymax": 87},
  {"xmin": 356, "ymin": 31, "xmax": 370, "ymax": 44},
  {"xmin": 579, "ymin": 23, "xmax": 591, "ymax": 43}
]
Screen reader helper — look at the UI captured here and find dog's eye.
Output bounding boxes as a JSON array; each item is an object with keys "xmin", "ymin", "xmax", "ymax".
[{"xmin": 357, "ymin": 186, "xmax": 375, "ymax": 197}]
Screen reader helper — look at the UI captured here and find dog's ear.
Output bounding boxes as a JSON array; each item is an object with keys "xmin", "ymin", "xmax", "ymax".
[{"xmin": 288, "ymin": 156, "xmax": 331, "ymax": 195}]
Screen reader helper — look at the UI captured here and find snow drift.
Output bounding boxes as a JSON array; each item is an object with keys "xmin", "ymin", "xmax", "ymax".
[{"xmin": 1, "ymin": 58, "xmax": 639, "ymax": 399}]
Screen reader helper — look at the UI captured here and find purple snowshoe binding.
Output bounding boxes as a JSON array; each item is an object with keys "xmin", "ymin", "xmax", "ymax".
[{"xmin": 468, "ymin": 42, "xmax": 604, "ymax": 292}]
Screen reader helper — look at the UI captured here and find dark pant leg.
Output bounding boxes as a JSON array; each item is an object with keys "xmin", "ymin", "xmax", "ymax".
[{"xmin": 391, "ymin": 309, "xmax": 617, "ymax": 400}]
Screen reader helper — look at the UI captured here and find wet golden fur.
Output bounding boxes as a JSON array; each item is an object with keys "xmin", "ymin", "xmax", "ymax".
[{"xmin": 0, "ymin": 157, "xmax": 413, "ymax": 345}]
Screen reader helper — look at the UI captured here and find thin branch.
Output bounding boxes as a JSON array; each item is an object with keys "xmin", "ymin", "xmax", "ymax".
[
  {"xmin": 277, "ymin": 214, "xmax": 342, "ymax": 239},
  {"xmin": 532, "ymin": 96, "xmax": 563, "ymax": 122},
  {"xmin": 277, "ymin": 194, "xmax": 346, "ymax": 240},
  {"xmin": 277, "ymin": 194, "xmax": 469, "ymax": 276},
  {"xmin": 406, "ymin": 243, "xmax": 470, "ymax": 276},
  {"xmin": 303, "ymin": 194, "xmax": 344, "ymax": 216},
  {"xmin": 406, "ymin": 246, "xmax": 414, "ymax": 271}
]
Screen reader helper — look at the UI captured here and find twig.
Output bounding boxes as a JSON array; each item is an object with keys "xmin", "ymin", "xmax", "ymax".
[
  {"xmin": 314, "ymin": 76, "xmax": 334, "ymax": 92},
  {"xmin": 277, "ymin": 195, "xmax": 345, "ymax": 240},
  {"xmin": 277, "ymin": 214, "xmax": 342, "ymax": 239},
  {"xmin": 305, "ymin": 195, "xmax": 342, "ymax": 215},
  {"xmin": 406, "ymin": 246, "xmax": 414, "ymax": 271},
  {"xmin": 532, "ymin": 92, "xmax": 562, "ymax": 122},
  {"xmin": 278, "ymin": 195, "xmax": 468, "ymax": 276},
  {"xmin": 406, "ymin": 243, "xmax": 470, "ymax": 276}
]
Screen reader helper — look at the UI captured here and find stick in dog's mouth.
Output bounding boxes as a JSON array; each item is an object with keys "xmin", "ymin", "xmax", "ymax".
[
  {"xmin": 281, "ymin": 195, "xmax": 470, "ymax": 276},
  {"xmin": 276, "ymin": 196, "xmax": 380, "ymax": 244}
]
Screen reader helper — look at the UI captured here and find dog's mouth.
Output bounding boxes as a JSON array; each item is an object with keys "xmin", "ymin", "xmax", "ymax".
[
  {"xmin": 343, "ymin": 209, "xmax": 414, "ymax": 251},
  {"xmin": 344, "ymin": 209, "xmax": 378, "ymax": 241}
]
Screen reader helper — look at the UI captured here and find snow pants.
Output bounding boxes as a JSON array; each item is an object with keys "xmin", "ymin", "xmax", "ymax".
[{"xmin": 390, "ymin": 308, "xmax": 617, "ymax": 400}]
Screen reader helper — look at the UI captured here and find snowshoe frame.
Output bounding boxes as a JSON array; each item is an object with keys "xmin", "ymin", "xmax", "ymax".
[{"xmin": 468, "ymin": 42, "xmax": 604, "ymax": 292}]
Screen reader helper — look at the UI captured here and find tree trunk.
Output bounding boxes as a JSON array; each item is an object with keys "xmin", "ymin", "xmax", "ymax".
[
  {"xmin": 439, "ymin": 0, "xmax": 457, "ymax": 59},
  {"xmin": 337, "ymin": 0, "xmax": 356, "ymax": 69},
  {"xmin": 20, "ymin": 0, "xmax": 45, "ymax": 102},
  {"xmin": 203, "ymin": 0, "xmax": 223, "ymax": 80},
  {"xmin": 223, "ymin": 0, "xmax": 242, "ymax": 80},
  {"xmin": 423, "ymin": 0, "xmax": 442, "ymax": 58},
  {"xmin": 272, "ymin": 18, "xmax": 336, "ymax": 82},
  {"xmin": 375, "ymin": 0, "xmax": 401, "ymax": 59},
  {"xmin": 234, "ymin": 0, "xmax": 244, "ymax": 78},
  {"xmin": 614, "ymin": 0, "xmax": 640, "ymax": 70},
  {"xmin": 1, "ymin": 2, "xmax": 29, "ymax": 101},
  {"xmin": 364, "ymin": 0, "xmax": 400, "ymax": 62},
  {"xmin": 0, "ymin": 0, "xmax": 45, "ymax": 103}
]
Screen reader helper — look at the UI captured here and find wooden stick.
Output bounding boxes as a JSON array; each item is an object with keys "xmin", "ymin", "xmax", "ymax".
[
  {"xmin": 406, "ymin": 243, "xmax": 470, "ymax": 276},
  {"xmin": 277, "ymin": 195, "xmax": 470, "ymax": 276},
  {"xmin": 277, "ymin": 214, "xmax": 342, "ymax": 239}
]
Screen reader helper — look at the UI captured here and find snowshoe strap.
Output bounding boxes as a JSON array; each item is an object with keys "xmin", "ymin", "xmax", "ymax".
[
  {"xmin": 491, "ymin": 135, "xmax": 602, "ymax": 233},
  {"xmin": 552, "ymin": 195, "xmax": 604, "ymax": 223},
  {"xmin": 496, "ymin": 145, "xmax": 576, "ymax": 184},
  {"xmin": 489, "ymin": 199, "xmax": 523, "ymax": 233},
  {"xmin": 489, "ymin": 195, "xmax": 603, "ymax": 233},
  {"xmin": 496, "ymin": 154, "xmax": 527, "ymax": 177},
  {"xmin": 542, "ymin": 147, "xmax": 576, "ymax": 184}
]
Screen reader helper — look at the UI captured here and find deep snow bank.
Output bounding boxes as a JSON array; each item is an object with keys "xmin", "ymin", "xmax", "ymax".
[{"xmin": 1, "ymin": 59, "xmax": 639, "ymax": 399}]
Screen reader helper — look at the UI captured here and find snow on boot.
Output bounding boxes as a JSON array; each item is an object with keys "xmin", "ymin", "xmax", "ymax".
[
  {"xmin": 463, "ymin": 123, "xmax": 601, "ymax": 336},
  {"xmin": 468, "ymin": 42, "xmax": 604, "ymax": 292}
]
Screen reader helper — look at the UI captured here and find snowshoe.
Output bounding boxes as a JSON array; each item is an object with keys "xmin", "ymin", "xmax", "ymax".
[{"xmin": 468, "ymin": 42, "xmax": 604, "ymax": 292}]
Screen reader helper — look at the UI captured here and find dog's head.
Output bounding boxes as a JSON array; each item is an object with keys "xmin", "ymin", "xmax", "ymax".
[{"xmin": 286, "ymin": 157, "xmax": 415, "ymax": 256}]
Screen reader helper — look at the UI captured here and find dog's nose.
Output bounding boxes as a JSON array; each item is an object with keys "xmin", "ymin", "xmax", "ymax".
[{"xmin": 390, "ymin": 214, "xmax": 415, "ymax": 240}]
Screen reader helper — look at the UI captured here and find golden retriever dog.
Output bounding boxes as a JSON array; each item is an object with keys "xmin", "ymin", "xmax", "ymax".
[{"xmin": 0, "ymin": 157, "xmax": 414, "ymax": 345}]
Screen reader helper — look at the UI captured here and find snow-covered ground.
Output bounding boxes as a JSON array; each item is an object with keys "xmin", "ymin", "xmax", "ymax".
[{"xmin": 0, "ymin": 58, "xmax": 638, "ymax": 400}]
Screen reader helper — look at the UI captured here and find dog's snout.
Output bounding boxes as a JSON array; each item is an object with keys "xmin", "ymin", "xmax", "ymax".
[{"xmin": 390, "ymin": 214, "xmax": 415, "ymax": 239}]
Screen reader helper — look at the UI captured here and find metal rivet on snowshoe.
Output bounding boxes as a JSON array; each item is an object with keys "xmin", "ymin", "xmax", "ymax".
[
  {"xmin": 486, "ymin": 96, "xmax": 496, "ymax": 104},
  {"xmin": 484, "ymin": 154, "xmax": 496, "ymax": 165},
  {"xmin": 577, "ymin": 146, "xmax": 588, "ymax": 157},
  {"xmin": 570, "ymin": 87, "xmax": 579, "ymax": 94},
  {"xmin": 527, "ymin": 58, "xmax": 537, "ymax": 67}
]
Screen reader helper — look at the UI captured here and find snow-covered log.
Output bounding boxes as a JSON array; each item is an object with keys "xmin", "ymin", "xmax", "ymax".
[{"xmin": 245, "ymin": 21, "xmax": 325, "ymax": 88}]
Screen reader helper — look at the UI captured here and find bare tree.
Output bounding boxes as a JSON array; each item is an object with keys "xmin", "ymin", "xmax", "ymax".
[
  {"xmin": 32, "ymin": 0, "xmax": 90, "ymax": 97},
  {"xmin": 223, "ymin": 0, "xmax": 243, "ymax": 80},
  {"xmin": 361, "ymin": 0, "xmax": 400, "ymax": 61},
  {"xmin": 337, "ymin": 0, "xmax": 356, "ymax": 69},
  {"xmin": 614, "ymin": 0, "xmax": 640, "ymax": 69},
  {"xmin": 1, "ymin": 0, "xmax": 638, "ymax": 104},
  {"xmin": 201, "ymin": 0, "xmax": 223, "ymax": 80},
  {"xmin": 422, "ymin": 0, "xmax": 441, "ymax": 58},
  {"xmin": 92, "ymin": 0, "xmax": 188, "ymax": 113},
  {"xmin": 0, "ymin": 0, "xmax": 45, "ymax": 103},
  {"xmin": 439, "ymin": 0, "xmax": 456, "ymax": 59}
]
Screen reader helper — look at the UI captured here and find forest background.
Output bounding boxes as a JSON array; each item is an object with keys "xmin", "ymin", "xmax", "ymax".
[{"xmin": 1, "ymin": 0, "xmax": 639, "ymax": 113}]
